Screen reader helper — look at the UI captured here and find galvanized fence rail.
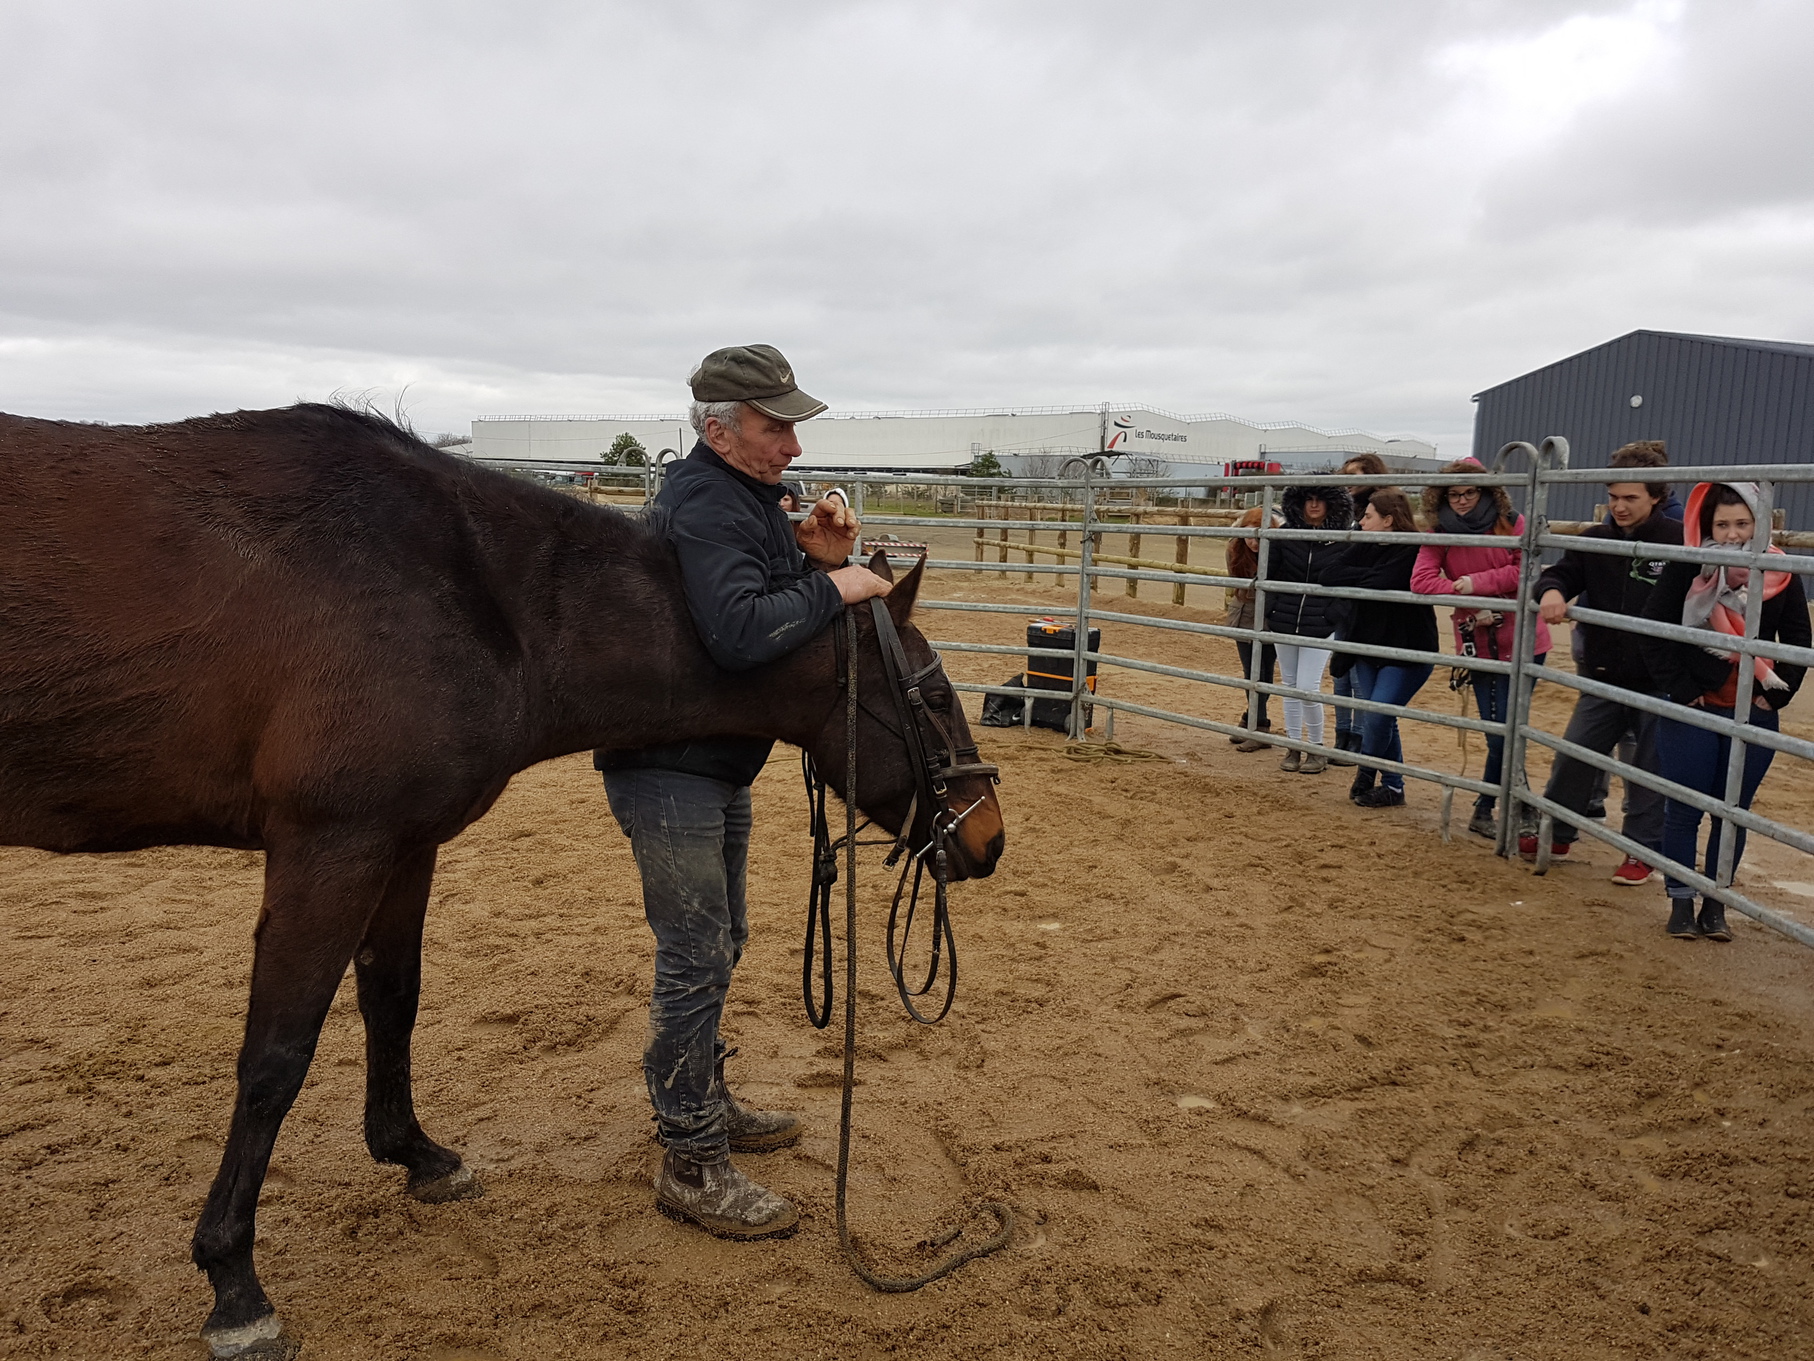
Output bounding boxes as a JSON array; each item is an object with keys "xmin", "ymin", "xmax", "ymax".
[{"xmin": 473, "ymin": 447, "xmax": 1814, "ymax": 950}]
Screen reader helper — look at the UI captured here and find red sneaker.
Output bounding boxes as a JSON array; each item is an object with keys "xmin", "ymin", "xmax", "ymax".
[
  {"xmin": 1517, "ymin": 834, "xmax": 1570, "ymax": 862},
  {"xmin": 1611, "ymin": 855, "xmax": 1654, "ymax": 887}
]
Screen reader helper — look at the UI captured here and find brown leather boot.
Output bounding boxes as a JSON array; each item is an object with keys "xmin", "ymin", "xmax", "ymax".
[
  {"xmin": 654, "ymin": 1150, "xmax": 798, "ymax": 1239},
  {"xmin": 718, "ymin": 1048, "xmax": 803, "ymax": 1152}
]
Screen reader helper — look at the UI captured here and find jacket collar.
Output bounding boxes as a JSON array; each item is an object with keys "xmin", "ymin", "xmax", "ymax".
[{"xmin": 687, "ymin": 439, "xmax": 785, "ymax": 504}]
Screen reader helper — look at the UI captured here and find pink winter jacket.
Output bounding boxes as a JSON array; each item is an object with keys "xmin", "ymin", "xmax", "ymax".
[{"xmin": 1411, "ymin": 515, "xmax": 1552, "ymax": 662}]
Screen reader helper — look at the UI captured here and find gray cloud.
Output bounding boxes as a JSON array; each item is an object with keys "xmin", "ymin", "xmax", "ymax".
[{"xmin": 2, "ymin": 0, "xmax": 1809, "ymax": 452}]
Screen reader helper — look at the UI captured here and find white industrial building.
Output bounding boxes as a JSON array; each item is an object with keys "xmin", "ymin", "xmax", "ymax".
[{"xmin": 469, "ymin": 403, "xmax": 1440, "ymax": 475}]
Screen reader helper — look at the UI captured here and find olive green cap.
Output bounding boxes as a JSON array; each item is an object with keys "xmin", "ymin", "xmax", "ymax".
[{"xmin": 689, "ymin": 344, "xmax": 827, "ymax": 422}]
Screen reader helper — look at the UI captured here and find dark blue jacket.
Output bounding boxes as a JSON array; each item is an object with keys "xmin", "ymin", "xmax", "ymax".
[{"xmin": 596, "ymin": 442, "xmax": 842, "ymax": 786}]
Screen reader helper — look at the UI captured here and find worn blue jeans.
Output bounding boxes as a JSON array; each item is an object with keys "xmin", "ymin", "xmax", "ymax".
[
  {"xmin": 1656, "ymin": 705, "xmax": 1778, "ymax": 901},
  {"xmin": 1349, "ymin": 660, "xmax": 1433, "ymax": 792},
  {"xmin": 1471, "ymin": 652, "xmax": 1547, "ymax": 807},
  {"xmin": 603, "ymin": 768, "xmax": 752, "ymax": 1160}
]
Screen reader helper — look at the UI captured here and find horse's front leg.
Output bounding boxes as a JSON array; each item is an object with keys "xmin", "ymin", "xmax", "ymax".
[
  {"xmin": 191, "ymin": 829, "xmax": 395, "ymax": 1360},
  {"xmin": 354, "ymin": 842, "xmax": 477, "ymax": 1202}
]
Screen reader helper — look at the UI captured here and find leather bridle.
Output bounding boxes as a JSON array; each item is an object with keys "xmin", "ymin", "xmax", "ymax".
[{"xmin": 802, "ymin": 598, "xmax": 999, "ymax": 1027}]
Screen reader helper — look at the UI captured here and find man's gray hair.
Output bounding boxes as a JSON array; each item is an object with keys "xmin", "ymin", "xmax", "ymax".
[{"xmin": 688, "ymin": 400, "xmax": 744, "ymax": 437}]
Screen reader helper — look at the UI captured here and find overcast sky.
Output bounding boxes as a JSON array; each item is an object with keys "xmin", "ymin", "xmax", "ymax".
[{"xmin": 2, "ymin": 0, "xmax": 1809, "ymax": 453}]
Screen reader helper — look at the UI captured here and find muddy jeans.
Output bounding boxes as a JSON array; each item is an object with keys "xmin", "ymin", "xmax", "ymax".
[{"xmin": 603, "ymin": 768, "xmax": 751, "ymax": 1160}]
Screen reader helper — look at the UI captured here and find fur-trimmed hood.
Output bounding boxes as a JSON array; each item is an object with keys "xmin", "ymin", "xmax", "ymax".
[{"xmin": 1280, "ymin": 481, "xmax": 1354, "ymax": 532}]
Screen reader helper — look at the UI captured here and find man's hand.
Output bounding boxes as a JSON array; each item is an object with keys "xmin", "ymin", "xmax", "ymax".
[
  {"xmin": 830, "ymin": 565, "xmax": 891, "ymax": 605},
  {"xmin": 796, "ymin": 496, "xmax": 860, "ymax": 568},
  {"xmin": 1539, "ymin": 588, "xmax": 1569, "ymax": 625}
]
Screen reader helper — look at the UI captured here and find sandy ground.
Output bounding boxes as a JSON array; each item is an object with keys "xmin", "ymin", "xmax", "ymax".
[{"xmin": 4, "ymin": 562, "xmax": 1814, "ymax": 1360}]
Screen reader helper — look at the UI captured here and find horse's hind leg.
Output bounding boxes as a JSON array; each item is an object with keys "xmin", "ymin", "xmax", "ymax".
[
  {"xmin": 354, "ymin": 843, "xmax": 477, "ymax": 1202},
  {"xmin": 191, "ymin": 833, "xmax": 394, "ymax": 1360}
]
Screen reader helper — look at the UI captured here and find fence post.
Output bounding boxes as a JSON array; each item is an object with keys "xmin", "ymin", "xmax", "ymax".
[
  {"xmin": 1025, "ymin": 508, "xmax": 1037, "ymax": 583},
  {"xmin": 1070, "ymin": 468, "xmax": 1096, "ymax": 739},
  {"xmin": 1173, "ymin": 514, "xmax": 1189, "ymax": 607},
  {"xmin": 1499, "ymin": 438, "xmax": 1557, "ymax": 858},
  {"xmin": 1247, "ymin": 484, "xmax": 1275, "ymax": 735},
  {"xmin": 853, "ymin": 480, "xmax": 866, "ymax": 563},
  {"xmin": 1715, "ymin": 479, "xmax": 1775, "ymax": 888},
  {"xmin": 998, "ymin": 500, "xmax": 1010, "ymax": 580},
  {"xmin": 1127, "ymin": 524, "xmax": 1141, "ymax": 598},
  {"xmin": 973, "ymin": 500, "xmax": 986, "ymax": 566},
  {"xmin": 1056, "ymin": 520, "xmax": 1069, "ymax": 590}
]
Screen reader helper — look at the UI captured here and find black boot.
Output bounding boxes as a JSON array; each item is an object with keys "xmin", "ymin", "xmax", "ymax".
[
  {"xmin": 1329, "ymin": 730, "xmax": 1357, "ymax": 767},
  {"xmin": 1467, "ymin": 798, "xmax": 1496, "ymax": 840},
  {"xmin": 1666, "ymin": 899, "xmax": 1699, "ymax": 940},
  {"xmin": 1349, "ymin": 765, "xmax": 1376, "ymax": 802},
  {"xmin": 1696, "ymin": 899, "xmax": 1733, "ymax": 943}
]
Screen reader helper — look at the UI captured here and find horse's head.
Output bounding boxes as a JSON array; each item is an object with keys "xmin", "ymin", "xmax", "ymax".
[{"xmin": 806, "ymin": 551, "xmax": 1005, "ymax": 881}]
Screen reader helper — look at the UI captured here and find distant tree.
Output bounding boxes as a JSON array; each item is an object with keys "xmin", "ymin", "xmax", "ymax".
[
  {"xmin": 430, "ymin": 433, "xmax": 470, "ymax": 449},
  {"xmin": 965, "ymin": 450, "xmax": 1007, "ymax": 478},
  {"xmin": 604, "ymin": 433, "xmax": 648, "ymax": 467}
]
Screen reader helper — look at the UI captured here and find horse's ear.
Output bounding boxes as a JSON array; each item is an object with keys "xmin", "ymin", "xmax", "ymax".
[
  {"xmin": 885, "ymin": 555, "xmax": 925, "ymax": 626},
  {"xmin": 867, "ymin": 547, "xmax": 895, "ymax": 583}
]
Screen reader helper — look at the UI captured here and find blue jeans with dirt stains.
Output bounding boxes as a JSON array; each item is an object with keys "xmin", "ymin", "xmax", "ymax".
[{"xmin": 603, "ymin": 768, "xmax": 752, "ymax": 1161}]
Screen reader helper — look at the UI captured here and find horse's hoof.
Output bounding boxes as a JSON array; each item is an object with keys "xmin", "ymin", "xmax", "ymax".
[
  {"xmin": 202, "ymin": 1312, "xmax": 300, "ymax": 1359},
  {"xmin": 409, "ymin": 1162, "xmax": 483, "ymax": 1204}
]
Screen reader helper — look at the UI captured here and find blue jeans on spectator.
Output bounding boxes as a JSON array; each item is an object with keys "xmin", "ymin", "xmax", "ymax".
[
  {"xmin": 1349, "ymin": 660, "xmax": 1433, "ymax": 793},
  {"xmin": 1656, "ymin": 705, "xmax": 1778, "ymax": 901},
  {"xmin": 1472, "ymin": 653, "xmax": 1547, "ymax": 805},
  {"xmin": 603, "ymin": 768, "xmax": 752, "ymax": 1160},
  {"xmin": 1332, "ymin": 653, "xmax": 1359, "ymax": 740}
]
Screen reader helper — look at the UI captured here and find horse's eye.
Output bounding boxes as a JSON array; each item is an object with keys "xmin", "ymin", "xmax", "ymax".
[{"xmin": 926, "ymin": 691, "xmax": 951, "ymax": 711}]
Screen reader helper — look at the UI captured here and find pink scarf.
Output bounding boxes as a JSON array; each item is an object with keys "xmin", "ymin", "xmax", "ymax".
[{"xmin": 1682, "ymin": 482, "xmax": 1791, "ymax": 692}]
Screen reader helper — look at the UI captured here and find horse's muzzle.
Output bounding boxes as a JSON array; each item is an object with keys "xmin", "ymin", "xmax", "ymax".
[{"xmin": 944, "ymin": 800, "xmax": 1005, "ymax": 881}]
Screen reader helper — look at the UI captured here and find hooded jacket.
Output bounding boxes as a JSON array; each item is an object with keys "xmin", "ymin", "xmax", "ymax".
[
  {"xmin": 1262, "ymin": 484, "xmax": 1354, "ymax": 641},
  {"xmin": 596, "ymin": 440, "xmax": 843, "ymax": 785},
  {"xmin": 1639, "ymin": 482, "xmax": 1809, "ymax": 711},
  {"xmin": 1534, "ymin": 506, "xmax": 1683, "ymax": 691}
]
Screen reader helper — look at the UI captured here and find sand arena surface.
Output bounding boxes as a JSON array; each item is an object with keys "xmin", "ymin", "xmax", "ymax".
[{"xmin": 4, "ymin": 573, "xmax": 1814, "ymax": 1360}]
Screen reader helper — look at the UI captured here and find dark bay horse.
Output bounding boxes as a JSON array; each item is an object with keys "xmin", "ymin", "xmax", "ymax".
[{"xmin": 0, "ymin": 404, "xmax": 1004, "ymax": 1357}]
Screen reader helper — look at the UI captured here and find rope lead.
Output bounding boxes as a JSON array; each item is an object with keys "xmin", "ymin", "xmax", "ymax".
[{"xmin": 830, "ymin": 606, "xmax": 1014, "ymax": 1292}]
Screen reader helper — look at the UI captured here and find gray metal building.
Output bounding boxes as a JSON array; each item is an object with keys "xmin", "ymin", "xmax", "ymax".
[{"xmin": 1471, "ymin": 329, "xmax": 1814, "ymax": 526}]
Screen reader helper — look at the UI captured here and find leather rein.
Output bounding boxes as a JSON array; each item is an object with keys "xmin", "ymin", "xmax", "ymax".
[{"xmin": 802, "ymin": 596, "xmax": 999, "ymax": 1028}]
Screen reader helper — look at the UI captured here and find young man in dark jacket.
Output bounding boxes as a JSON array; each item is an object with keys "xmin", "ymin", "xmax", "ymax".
[
  {"xmin": 1526, "ymin": 447, "xmax": 1684, "ymax": 880},
  {"xmin": 596, "ymin": 345, "xmax": 890, "ymax": 1240}
]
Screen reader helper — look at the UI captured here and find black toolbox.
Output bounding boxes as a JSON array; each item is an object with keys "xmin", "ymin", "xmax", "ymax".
[{"xmin": 1025, "ymin": 620, "xmax": 1097, "ymax": 729}]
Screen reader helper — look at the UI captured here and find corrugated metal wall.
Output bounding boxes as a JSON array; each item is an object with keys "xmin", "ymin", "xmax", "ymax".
[{"xmin": 1470, "ymin": 331, "xmax": 1814, "ymax": 528}]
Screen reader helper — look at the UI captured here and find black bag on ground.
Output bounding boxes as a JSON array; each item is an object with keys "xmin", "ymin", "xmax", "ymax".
[{"xmin": 979, "ymin": 673, "xmax": 1091, "ymax": 731}]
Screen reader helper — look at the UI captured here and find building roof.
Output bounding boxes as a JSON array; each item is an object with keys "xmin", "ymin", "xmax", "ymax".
[{"xmin": 1474, "ymin": 329, "xmax": 1814, "ymax": 400}]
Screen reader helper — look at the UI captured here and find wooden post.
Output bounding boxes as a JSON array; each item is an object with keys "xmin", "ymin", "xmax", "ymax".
[
  {"xmin": 974, "ymin": 502, "xmax": 987, "ymax": 564},
  {"xmin": 1126, "ymin": 529, "xmax": 1141, "ymax": 598},
  {"xmin": 1173, "ymin": 513, "xmax": 1190, "ymax": 607},
  {"xmin": 998, "ymin": 514, "xmax": 1010, "ymax": 580},
  {"xmin": 1089, "ymin": 530, "xmax": 1101, "ymax": 594},
  {"xmin": 1025, "ymin": 508, "xmax": 1037, "ymax": 583},
  {"xmin": 1056, "ymin": 525, "xmax": 1068, "ymax": 589}
]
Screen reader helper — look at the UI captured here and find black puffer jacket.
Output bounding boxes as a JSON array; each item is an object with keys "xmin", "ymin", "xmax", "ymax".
[
  {"xmin": 1263, "ymin": 483, "xmax": 1354, "ymax": 640},
  {"xmin": 596, "ymin": 441, "xmax": 843, "ymax": 785}
]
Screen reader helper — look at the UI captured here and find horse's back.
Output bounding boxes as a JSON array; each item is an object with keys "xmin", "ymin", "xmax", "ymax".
[{"xmin": 0, "ymin": 406, "xmax": 537, "ymax": 852}]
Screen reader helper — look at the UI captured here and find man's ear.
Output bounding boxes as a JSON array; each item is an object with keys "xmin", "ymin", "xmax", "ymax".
[
  {"xmin": 867, "ymin": 547, "xmax": 896, "ymax": 583},
  {"xmin": 885, "ymin": 555, "xmax": 925, "ymax": 626}
]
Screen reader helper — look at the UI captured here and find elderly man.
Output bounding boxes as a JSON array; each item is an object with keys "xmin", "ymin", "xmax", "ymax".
[{"xmin": 596, "ymin": 344, "xmax": 890, "ymax": 1240}]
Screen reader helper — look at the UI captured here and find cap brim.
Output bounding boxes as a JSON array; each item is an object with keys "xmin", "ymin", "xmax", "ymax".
[{"xmin": 747, "ymin": 389, "xmax": 827, "ymax": 422}]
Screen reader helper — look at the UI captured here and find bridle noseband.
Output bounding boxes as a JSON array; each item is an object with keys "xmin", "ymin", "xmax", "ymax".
[{"xmin": 802, "ymin": 598, "xmax": 998, "ymax": 1027}]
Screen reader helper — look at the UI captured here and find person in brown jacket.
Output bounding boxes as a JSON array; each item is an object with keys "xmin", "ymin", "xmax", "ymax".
[{"xmin": 1226, "ymin": 504, "xmax": 1281, "ymax": 752}]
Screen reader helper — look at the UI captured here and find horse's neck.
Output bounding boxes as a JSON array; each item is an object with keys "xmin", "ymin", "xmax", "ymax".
[{"xmin": 516, "ymin": 524, "xmax": 835, "ymax": 764}]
